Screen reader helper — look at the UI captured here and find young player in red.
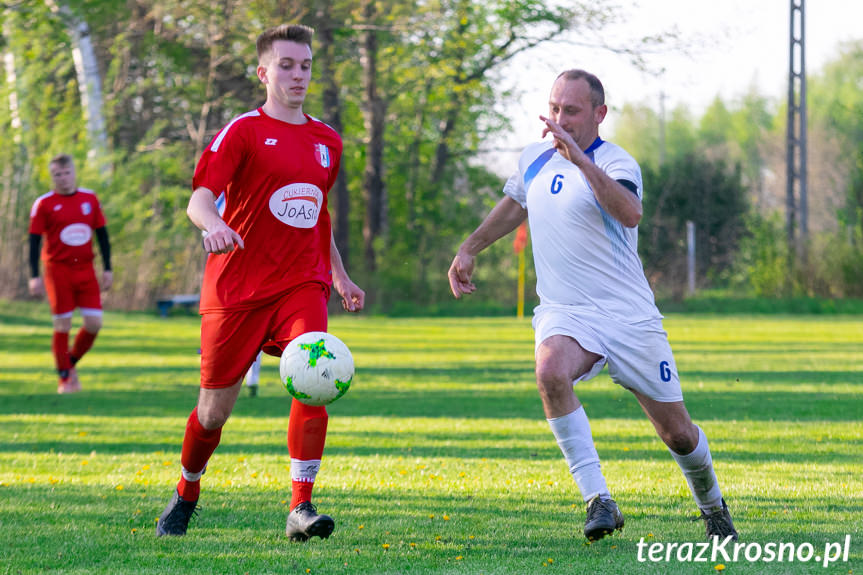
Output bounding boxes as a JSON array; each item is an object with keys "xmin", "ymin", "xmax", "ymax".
[
  {"xmin": 156, "ymin": 24, "xmax": 365, "ymax": 540},
  {"xmin": 29, "ymin": 154, "xmax": 112, "ymax": 394}
]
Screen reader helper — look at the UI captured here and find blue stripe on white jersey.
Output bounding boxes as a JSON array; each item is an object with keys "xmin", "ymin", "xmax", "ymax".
[
  {"xmin": 597, "ymin": 199, "xmax": 630, "ymax": 270},
  {"xmin": 523, "ymin": 148, "xmax": 557, "ymax": 191}
]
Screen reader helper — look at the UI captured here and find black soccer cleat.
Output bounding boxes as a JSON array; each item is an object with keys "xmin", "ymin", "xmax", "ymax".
[
  {"xmin": 286, "ymin": 501, "xmax": 335, "ymax": 542},
  {"xmin": 698, "ymin": 498, "xmax": 738, "ymax": 541},
  {"xmin": 583, "ymin": 495, "xmax": 625, "ymax": 541},
  {"xmin": 156, "ymin": 490, "xmax": 199, "ymax": 536}
]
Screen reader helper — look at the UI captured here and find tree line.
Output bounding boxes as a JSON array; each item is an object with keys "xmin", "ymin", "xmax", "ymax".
[
  {"xmin": 1, "ymin": 1, "xmax": 861, "ymax": 313},
  {"xmin": 617, "ymin": 42, "xmax": 863, "ymax": 300}
]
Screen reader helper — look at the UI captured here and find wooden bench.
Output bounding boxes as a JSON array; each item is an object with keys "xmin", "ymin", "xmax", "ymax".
[{"xmin": 156, "ymin": 294, "xmax": 200, "ymax": 317}]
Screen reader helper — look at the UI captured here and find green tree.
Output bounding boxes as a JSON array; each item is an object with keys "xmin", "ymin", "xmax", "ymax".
[
  {"xmin": 664, "ymin": 105, "xmax": 698, "ymax": 162},
  {"xmin": 728, "ymin": 87, "xmax": 774, "ymax": 197},
  {"xmin": 640, "ymin": 153, "xmax": 747, "ymax": 298},
  {"xmin": 1, "ymin": 0, "xmax": 681, "ymax": 311},
  {"xmin": 0, "ymin": 2, "xmax": 89, "ymax": 298},
  {"xmin": 809, "ymin": 40, "xmax": 863, "ymax": 243},
  {"xmin": 699, "ymin": 97, "xmax": 733, "ymax": 154},
  {"xmin": 613, "ymin": 102, "xmax": 660, "ymax": 167},
  {"xmin": 357, "ymin": 0, "xmax": 631, "ymax": 306}
]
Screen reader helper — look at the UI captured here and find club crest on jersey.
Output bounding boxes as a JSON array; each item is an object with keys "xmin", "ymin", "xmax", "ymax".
[
  {"xmin": 268, "ymin": 183, "xmax": 323, "ymax": 229},
  {"xmin": 81, "ymin": 202, "xmax": 92, "ymax": 215},
  {"xmin": 314, "ymin": 143, "xmax": 331, "ymax": 168}
]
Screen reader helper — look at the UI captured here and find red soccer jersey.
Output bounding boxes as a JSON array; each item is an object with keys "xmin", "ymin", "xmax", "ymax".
[
  {"xmin": 193, "ymin": 108, "xmax": 342, "ymax": 313},
  {"xmin": 29, "ymin": 188, "xmax": 107, "ymax": 266}
]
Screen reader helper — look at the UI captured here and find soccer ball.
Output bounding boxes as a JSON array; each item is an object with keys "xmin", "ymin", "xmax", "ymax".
[{"xmin": 279, "ymin": 331, "xmax": 354, "ymax": 406}]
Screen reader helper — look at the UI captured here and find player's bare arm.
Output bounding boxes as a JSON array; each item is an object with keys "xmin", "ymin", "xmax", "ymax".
[
  {"xmin": 449, "ymin": 196, "xmax": 527, "ymax": 298},
  {"xmin": 187, "ymin": 186, "xmax": 245, "ymax": 254},
  {"xmin": 330, "ymin": 233, "xmax": 364, "ymax": 312},
  {"xmin": 540, "ymin": 115, "xmax": 642, "ymax": 228}
]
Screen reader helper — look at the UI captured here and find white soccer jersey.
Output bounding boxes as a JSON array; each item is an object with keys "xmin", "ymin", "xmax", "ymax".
[{"xmin": 504, "ymin": 139, "xmax": 661, "ymax": 322}]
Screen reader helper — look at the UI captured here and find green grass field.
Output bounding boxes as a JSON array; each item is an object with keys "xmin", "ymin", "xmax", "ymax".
[{"xmin": 1, "ymin": 299, "xmax": 861, "ymax": 574}]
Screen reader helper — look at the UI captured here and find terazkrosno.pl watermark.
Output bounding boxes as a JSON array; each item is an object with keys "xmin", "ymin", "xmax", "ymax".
[{"xmin": 636, "ymin": 535, "xmax": 852, "ymax": 568}]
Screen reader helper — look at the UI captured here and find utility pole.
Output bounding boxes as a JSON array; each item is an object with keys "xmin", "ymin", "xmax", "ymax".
[{"xmin": 786, "ymin": 0, "xmax": 807, "ymax": 256}]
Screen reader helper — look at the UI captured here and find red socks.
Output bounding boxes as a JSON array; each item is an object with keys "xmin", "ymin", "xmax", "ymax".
[
  {"xmin": 54, "ymin": 328, "xmax": 98, "ymax": 376},
  {"xmin": 287, "ymin": 399, "xmax": 328, "ymax": 509},
  {"xmin": 70, "ymin": 328, "xmax": 97, "ymax": 364},
  {"xmin": 177, "ymin": 407, "xmax": 223, "ymax": 502},
  {"xmin": 172, "ymin": 401, "xmax": 328, "ymax": 507},
  {"xmin": 52, "ymin": 331, "xmax": 71, "ymax": 377}
]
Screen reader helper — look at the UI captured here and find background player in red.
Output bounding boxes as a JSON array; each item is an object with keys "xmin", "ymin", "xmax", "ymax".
[
  {"xmin": 156, "ymin": 24, "xmax": 365, "ymax": 540},
  {"xmin": 28, "ymin": 154, "xmax": 112, "ymax": 394}
]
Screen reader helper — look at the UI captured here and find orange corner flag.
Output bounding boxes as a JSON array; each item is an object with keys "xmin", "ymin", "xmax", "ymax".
[{"xmin": 513, "ymin": 221, "xmax": 528, "ymax": 253}]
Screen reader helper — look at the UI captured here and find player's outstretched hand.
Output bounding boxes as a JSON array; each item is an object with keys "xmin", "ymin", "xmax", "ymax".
[
  {"xmin": 448, "ymin": 251, "xmax": 476, "ymax": 298},
  {"xmin": 101, "ymin": 270, "xmax": 113, "ymax": 292},
  {"xmin": 202, "ymin": 222, "xmax": 245, "ymax": 254},
  {"xmin": 335, "ymin": 278, "xmax": 365, "ymax": 313}
]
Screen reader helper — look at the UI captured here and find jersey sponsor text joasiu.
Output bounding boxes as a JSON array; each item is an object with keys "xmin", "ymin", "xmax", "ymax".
[
  {"xmin": 29, "ymin": 189, "xmax": 106, "ymax": 266},
  {"xmin": 193, "ymin": 108, "xmax": 342, "ymax": 312}
]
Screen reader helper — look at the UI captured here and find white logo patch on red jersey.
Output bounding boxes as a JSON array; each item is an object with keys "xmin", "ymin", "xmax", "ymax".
[
  {"xmin": 314, "ymin": 143, "xmax": 331, "ymax": 168},
  {"xmin": 59, "ymin": 223, "xmax": 92, "ymax": 246},
  {"xmin": 265, "ymin": 138, "xmax": 278, "ymax": 146},
  {"xmin": 268, "ymin": 183, "xmax": 323, "ymax": 229},
  {"xmin": 81, "ymin": 202, "xmax": 92, "ymax": 215}
]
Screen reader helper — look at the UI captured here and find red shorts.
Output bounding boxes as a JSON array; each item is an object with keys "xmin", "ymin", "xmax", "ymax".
[
  {"xmin": 43, "ymin": 262, "xmax": 102, "ymax": 317},
  {"xmin": 199, "ymin": 282, "xmax": 329, "ymax": 388}
]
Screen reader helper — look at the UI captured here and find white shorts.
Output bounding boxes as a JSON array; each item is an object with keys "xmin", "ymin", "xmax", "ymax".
[{"xmin": 532, "ymin": 304, "xmax": 683, "ymax": 402}]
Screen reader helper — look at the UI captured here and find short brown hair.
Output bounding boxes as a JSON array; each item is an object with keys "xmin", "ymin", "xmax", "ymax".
[
  {"xmin": 556, "ymin": 69, "xmax": 605, "ymax": 108},
  {"xmin": 256, "ymin": 24, "xmax": 314, "ymax": 63},
  {"xmin": 49, "ymin": 153, "xmax": 74, "ymax": 168}
]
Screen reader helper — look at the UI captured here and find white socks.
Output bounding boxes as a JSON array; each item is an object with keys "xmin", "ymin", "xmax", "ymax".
[
  {"xmin": 550, "ymin": 410, "xmax": 723, "ymax": 511},
  {"xmin": 181, "ymin": 465, "xmax": 206, "ymax": 482},
  {"xmin": 290, "ymin": 458, "xmax": 321, "ymax": 483},
  {"xmin": 669, "ymin": 425, "xmax": 723, "ymax": 511},
  {"xmin": 548, "ymin": 407, "xmax": 610, "ymax": 502}
]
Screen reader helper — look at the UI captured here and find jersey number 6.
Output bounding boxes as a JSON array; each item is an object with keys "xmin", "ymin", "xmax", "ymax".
[{"xmin": 551, "ymin": 174, "xmax": 564, "ymax": 195}]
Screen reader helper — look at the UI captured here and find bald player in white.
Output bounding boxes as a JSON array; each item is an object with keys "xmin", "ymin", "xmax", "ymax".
[{"xmin": 448, "ymin": 68, "xmax": 738, "ymax": 543}]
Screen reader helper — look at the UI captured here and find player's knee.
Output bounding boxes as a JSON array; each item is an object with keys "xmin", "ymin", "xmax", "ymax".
[
  {"xmin": 196, "ymin": 406, "xmax": 230, "ymax": 429},
  {"xmin": 662, "ymin": 425, "xmax": 697, "ymax": 455},
  {"xmin": 535, "ymin": 364, "xmax": 572, "ymax": 399}
]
